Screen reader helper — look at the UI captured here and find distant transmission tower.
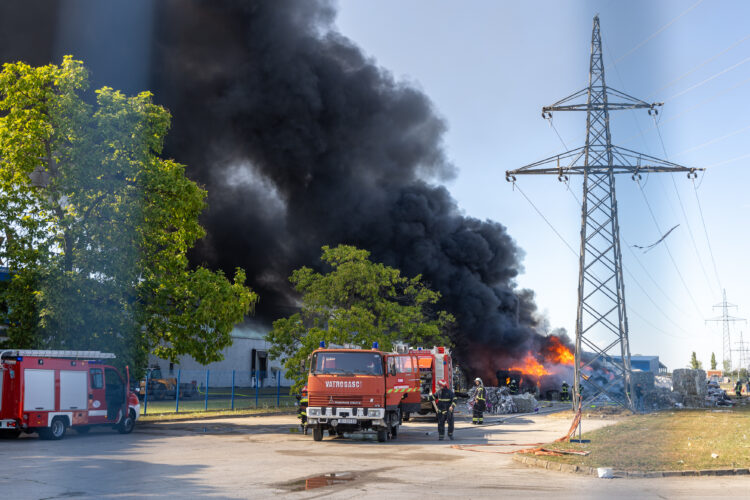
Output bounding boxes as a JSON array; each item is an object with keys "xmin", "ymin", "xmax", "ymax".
[
  {"xmin": 506, "ymin": 16, "xmax": 700, "ymax": 410},
  {"xmin": 735, "ymin": 332, "xmax": 750, "ymax": 372},
  {"xmin": 707, "ymin": 289, "xmax": 746, "ymax": 372}
]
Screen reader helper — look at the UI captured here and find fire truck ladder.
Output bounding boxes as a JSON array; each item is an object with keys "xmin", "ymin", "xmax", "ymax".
[{"xmin": 0, "ymin": 350, "xmax": 116, "ymax": 360}]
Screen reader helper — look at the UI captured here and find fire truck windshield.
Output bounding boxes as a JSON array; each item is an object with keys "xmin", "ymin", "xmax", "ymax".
[{"xmin": 311, "ymin": 352, "xmax": 383, "ymax": 375}]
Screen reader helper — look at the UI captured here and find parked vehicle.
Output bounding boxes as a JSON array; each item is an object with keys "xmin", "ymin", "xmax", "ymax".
[
  {"xmin": 139, "ymin": 364, "xmax": 198, "ymax": 400},
  {"xmin": 0, "ymin": 350, "xmax": 139, "ymax": 439},
  {"xmin": 406, "ymin": 346, "xmax": 454, "ymax": 418},
  {"xmin": 305, "ymin": 343, "xmax": 421, "ymax": 442}
]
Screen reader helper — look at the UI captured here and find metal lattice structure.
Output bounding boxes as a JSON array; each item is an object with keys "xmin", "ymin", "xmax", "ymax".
[
  {"xmin": 706, "ymin": 289, "xmax": 745, "ymax": 372},
  {"xmin": 506, "ymin": 16, "xmax": 700, "ymax": 410}
]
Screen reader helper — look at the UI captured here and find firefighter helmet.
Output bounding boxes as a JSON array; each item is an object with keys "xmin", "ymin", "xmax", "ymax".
[
  {"xmin": 302, "ymin": 385, "xmax": 308, "ymax": 394},
  {"xmin": 474, "ymin": 377, "xmax": 482, "ymax": 385},
  {"xmin": 438, "ymin": 379, "xmax": 448, "ymax": 388}
]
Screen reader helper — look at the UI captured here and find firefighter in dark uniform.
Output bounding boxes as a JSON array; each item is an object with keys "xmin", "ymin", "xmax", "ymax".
[
  {"xmin": 296, "ymin": 385, "xmax": 309, "ymax": 434},
  {"xmin": 472, "ymin": 377, "xmax": 486, "ymax": 425},
  {"xmin": 509, "ymin": 377, "xmax": 518, "ymax": 395},
  {"xmin": 735, "ymin": 380, "xmax": 743, "ymax": 399},
  {"xmin": 561, "ymin": 381, "xmax": 570, "ymax": 402},
  {"xmin": 428, "ymin": 379, "xmax": 457, "ymax": 440}
]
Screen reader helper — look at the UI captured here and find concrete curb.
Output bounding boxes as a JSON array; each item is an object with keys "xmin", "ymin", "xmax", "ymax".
[{"xmin": 512, "ymin": 454, "xmax": 750, "ymax": 478}]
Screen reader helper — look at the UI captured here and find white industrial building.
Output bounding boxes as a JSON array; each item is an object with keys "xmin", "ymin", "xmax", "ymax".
[{"xmin": 147, "ymin": 325, "xmax": 294, "ymax": 388}]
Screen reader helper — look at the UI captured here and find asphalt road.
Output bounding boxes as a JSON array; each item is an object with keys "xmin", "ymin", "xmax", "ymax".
[{"xmin": 0, "ymin": 409, "xmax": 747, "ymax": 499}]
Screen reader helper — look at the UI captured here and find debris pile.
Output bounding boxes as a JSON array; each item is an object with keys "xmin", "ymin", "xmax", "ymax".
[
  {"xmin": 466, "ymin": 386, "xmax": 517, "ymax": 414},
  {"xmin": 654, "ymin": 375, "xmax": 672, "ymax": 390},
  {"xmin": 631, "ymin": 371, "xmax": 655, "ymax": 391},
  {"xmin": 511, "ymin": 393, "xmax": 538, "ymax": 413},
  {"xmin": 672, "ymin": 369, "xmax": 708, "ymax": 408},
  {"xmin": 644, "ymin": 387, "xmax": 681, "ymax": 409},
  {"xmin": 706, "ymin": 379, "xmax": 733, "ymax": 406}
]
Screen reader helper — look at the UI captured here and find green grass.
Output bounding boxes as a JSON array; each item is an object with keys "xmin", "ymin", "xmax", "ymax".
[
  {"xmin": 141, "ymin": 395, "xmax": 297, "ymax": 415},
  {"xmin": 139, "ymin": 406, "xmax": 296, "ymax": 422},
  {"xmin": 525, "ymin": 402, "xmax": 750, "ymax": 471}
]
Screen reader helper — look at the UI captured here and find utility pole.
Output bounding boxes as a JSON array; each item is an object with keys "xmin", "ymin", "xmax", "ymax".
[
  {"xmin": 506, "ymin": 16, "xmax": 701, "ymax": 410},
  {"xmin": 706, "ymin": 289, "xmax": 745, "ymax": 372},
  {"xmin": 735, "ymin": 332, "xmax": 749, "ymax": 374}
]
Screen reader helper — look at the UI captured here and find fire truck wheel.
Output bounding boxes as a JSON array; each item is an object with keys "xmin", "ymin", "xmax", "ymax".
[
  {"xmin": 42, "ymin": 417, "xmax": 67, "ymax": 440},
  {"xmin": 312, "ymin": 426, "xmax": 324, "ymax": 441},
  {"xmin": 376, "ymin": 429, "xmax": 387, "ymax": 442},
  {"xmin": 118, "ymin": 409, "xmax": 136, "ymax": 434},
  {"xmin": 390, "ymin": 425, "xmax": 398, "ymax": 439}
]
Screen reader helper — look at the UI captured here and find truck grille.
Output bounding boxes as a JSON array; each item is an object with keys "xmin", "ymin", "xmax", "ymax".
[{"xmin": 309, "ymin": 395, "xmax": 363, "ymax": 406}]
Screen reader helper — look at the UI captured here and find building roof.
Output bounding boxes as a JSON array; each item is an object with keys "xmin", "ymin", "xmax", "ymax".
[
  {"xmin": 611, "ymin": 355, "xmax": 660, "ymax": 362},
  {"xmin": 230, "ymin": 327, "xmax": 267, "ymax": 341}
]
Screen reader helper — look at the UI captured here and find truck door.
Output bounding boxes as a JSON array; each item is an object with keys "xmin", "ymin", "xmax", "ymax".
[
  {"xmin": 104, "ymin": 367, "xmax": 126, "ymax": 421},
  {"xmin": 88, "ymin": 367, "xmax": 108, "ymax": 423},
  {"xmin": 385, "ymin": 355, "xmax": 400, "ymax": 408},
  {"xmin": 396, "ymin": 355, "xmax": 420, "ymax": 406}
]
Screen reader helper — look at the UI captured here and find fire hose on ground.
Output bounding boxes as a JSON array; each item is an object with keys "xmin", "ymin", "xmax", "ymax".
[{"xmin": 450, "ymin": 399, "xmax": 589, "ymax": 456}]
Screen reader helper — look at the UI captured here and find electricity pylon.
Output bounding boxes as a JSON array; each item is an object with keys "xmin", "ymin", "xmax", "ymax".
[
  {"xmin": 735, "ymin": 332, "xmax": 749, "ymax": 373},
  {"xmin": 707, "ymin": 289, "xmax": 745, "ymax": 372},
  {"xmin": 506, "ymin": 16, "xmax": 701, "ymax": 410}
]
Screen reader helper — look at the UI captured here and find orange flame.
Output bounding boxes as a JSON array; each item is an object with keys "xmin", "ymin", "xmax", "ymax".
[
  {"xmin": 508, "ymin": 353, "xmax": 549, "ymax": 377},
  {"xmin": 546, "ymin": 336, "xmax": 574, "ymax": 365}
]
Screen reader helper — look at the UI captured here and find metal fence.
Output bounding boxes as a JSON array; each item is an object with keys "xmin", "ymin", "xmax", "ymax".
[{"xmin": 139, "ymin": 369, "xmax": 296, "ymax": 414}]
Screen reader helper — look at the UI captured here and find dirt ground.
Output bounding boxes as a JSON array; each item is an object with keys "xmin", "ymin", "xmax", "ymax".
[{"xmin": 1, "ymin": 408, "xmax": 748, "ymax": 499}]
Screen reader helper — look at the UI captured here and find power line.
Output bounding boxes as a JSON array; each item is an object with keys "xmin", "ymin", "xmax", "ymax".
[
  {"xmin": 691, "ymin": 177, "xmax": 723, "ymax": 292},
  {"xmin": 636, "ymin": 179, "xmax": 706, "ymax": 320},
  {"xmin": 515, "ymin": 182, "xmax": 695, "ymax": 339},
  {"xmin": 666, "ymin": 55, "xmax": 750, "ymax": 102},
  {"xmin": 647, "ymin": 32, "xmax": 750, "ymax": 99},
  {"xmin": 610, "ymin": 0, "xmax": 705, "ymax": 67},
  {"xmin": 563, "ymin": 181, "xmax": 701, "ymax": 324},
  {"xmin": 567, "ymin": 180, "xmax": 704, "ymax": 320},
  {"xmin": 673, "ymin": 123, "xmax": 750, "ymax": 158},
  {"xmin": 617, "ymin": 74, "xmax": 750, "ymax": 150},
  {"xmin": 653, "ymin": 118, "xmax": 720, "ymax": 298},
  {"xmin": 512, "ymin": 182, "xmax": 578, "ymax": 256}
]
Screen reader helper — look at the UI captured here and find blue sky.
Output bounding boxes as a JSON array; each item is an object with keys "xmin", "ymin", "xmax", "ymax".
[{"xmin": 335, "ymin": 0, "xmax": 750, "ymax": 371}]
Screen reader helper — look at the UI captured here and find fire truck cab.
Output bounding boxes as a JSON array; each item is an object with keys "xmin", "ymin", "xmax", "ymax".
[
  {"xmin": 305, "ymin": 346, "xmax": 421, "ymax": 442},
  {"xmin": 0, "ymin": 350, "xmax": 140, "ymax": 439}
]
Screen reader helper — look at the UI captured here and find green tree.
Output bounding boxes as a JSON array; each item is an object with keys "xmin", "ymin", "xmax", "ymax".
[
  {"xmin": 267, "ymin": 245, "xmax": 454, "ymax": 391},
  {"xmin": 0, "ymin": 57, "xmax": 258, "ymax": 371},
  {"xmin": 710, "ymin": 352, "xmax": 717, "ymax": 370},
  {"xmin": 689, "ymin": 351, "xmax": 703, "ymax": 370}
]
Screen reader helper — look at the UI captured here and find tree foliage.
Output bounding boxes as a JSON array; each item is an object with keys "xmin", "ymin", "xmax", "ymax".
[
  {"xmin": 0, "ymin": 57, "xmax": 257, "ymax": 371},
  {"xmin": 710, "ymin": 352, "xmax": 717, "ymax": 370},
  {"xmin": 689, "ymin": 351, "xmax": 702, "ymax": 370},
  {"xmin": 267, "ymin": 245, "xmax": 454, "ymax": 391}
]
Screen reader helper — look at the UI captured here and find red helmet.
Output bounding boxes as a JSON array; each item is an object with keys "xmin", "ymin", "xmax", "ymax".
[{"xmin": 438, "ymin": 379, "xmax": 448, "ymax": 388}]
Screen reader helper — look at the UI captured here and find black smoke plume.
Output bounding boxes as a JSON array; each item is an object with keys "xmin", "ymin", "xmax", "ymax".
[{"xmin": 0, "ymin": 0, "xmax": 558, "ymax": 376}]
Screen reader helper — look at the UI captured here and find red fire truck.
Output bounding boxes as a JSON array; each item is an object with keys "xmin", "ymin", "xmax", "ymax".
[
  {"xmin": 0, "ymin": 350, "xmax": 140, "ymax": 439},
  {"xmin": 305, "ymin": 343, "xmax": 421, "ymax": 442},
  {"xmin": 406, "ymin": 346, "xmax": 454, "ymax": 418}
]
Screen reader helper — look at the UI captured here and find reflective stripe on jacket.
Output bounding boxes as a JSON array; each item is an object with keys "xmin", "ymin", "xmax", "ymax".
[{"xmin": 429, "ymin": 388, "xmax": 457, "ymax": 412}]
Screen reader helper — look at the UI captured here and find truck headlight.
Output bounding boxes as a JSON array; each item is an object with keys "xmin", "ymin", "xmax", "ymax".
[{"xmin": 307, "ymin": 408, "xmax": 321, "ymax": 417}]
